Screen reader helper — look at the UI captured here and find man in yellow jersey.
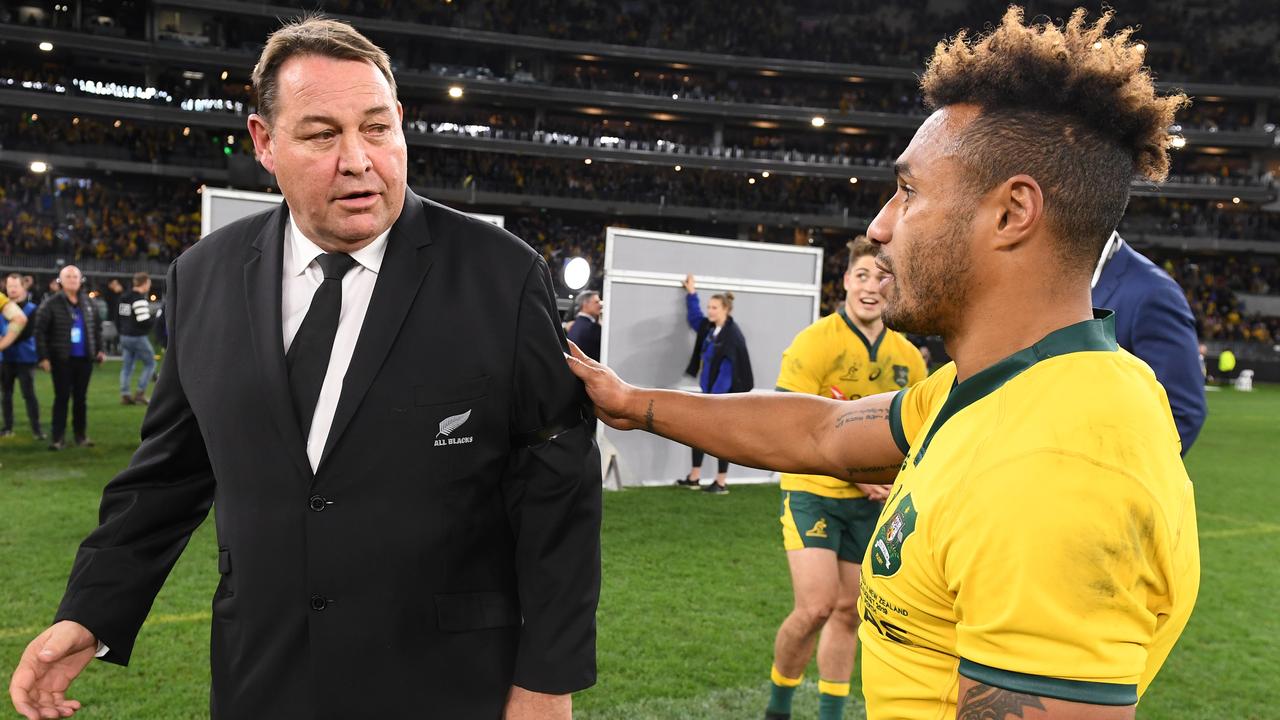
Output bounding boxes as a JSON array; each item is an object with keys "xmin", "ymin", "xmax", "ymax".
[
  {"xmin": 0, "ymin": 290, "xmax": 28, "ymax": 352},
  {"xmin": 567, "ymin": 8, "xmax": 1198, "ymax": 719},
  {"xmin": 768, "ymin": 237, "xmax": 926, "ymax": 720}
]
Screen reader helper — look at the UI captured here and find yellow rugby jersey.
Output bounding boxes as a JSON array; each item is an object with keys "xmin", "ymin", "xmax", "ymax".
[
  {"xmin": 776, "ymin": 307, "xmax": 926, "ymax": 498},
  {"xmin": 859, "ymin": 311, "xmax": 1199, "ymax": 719},
  {"xmin": 0, "ymin": 291, "xmax": 8, "ymax": 309}
]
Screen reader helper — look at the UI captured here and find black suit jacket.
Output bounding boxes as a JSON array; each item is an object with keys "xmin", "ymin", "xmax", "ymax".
[{"xmin": 55, "ymin": 190, "xmax": 602, "ymax": 718}]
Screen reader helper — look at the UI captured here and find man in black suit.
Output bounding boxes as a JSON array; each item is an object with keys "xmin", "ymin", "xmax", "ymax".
[
  {"xmin": 10, "ymin": 17, "xmax": 601, "ymax": 720},
  {"xmin": 566, "ymin": 290, "xmax": 603, "ymax": 361}
]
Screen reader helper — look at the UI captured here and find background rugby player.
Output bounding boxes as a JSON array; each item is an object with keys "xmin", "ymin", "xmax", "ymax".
[{"xmin": 767, "ymin": 237, "xmax": 926, "ymax": 720}]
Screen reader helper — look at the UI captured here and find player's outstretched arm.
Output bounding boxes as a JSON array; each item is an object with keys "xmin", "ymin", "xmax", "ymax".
[
  {"xmin": 957, "ymin": 677, "xmax": 1134, "ymax": 720},
  {"xmin": 565, "ymin": 341, "xmax": 904, "ymax": 483}
]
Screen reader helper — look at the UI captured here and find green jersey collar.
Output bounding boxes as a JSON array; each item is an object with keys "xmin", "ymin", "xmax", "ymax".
[
  {"xmin": 838, "ymin": 305, "xmax": 887, "ymax": 362},
  {"xmin": 913, "ymin": 310, "xmax": 1117, "ymax": 465}
]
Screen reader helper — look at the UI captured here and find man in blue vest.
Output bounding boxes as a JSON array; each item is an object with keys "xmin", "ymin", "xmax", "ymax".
[{"xmin": 1, "ymin": 273, "xmax": 42, "ymax": 440}]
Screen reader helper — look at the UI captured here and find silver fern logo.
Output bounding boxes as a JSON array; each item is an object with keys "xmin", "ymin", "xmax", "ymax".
[{"xmin": 434, "ymin": 410, "xmax": 475, "ymax": 447}]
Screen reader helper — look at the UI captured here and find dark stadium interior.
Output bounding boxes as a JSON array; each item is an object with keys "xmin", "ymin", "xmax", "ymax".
[{"xmin": 0, "ymin": 0, "xmax": 1277, "ymax": 368}]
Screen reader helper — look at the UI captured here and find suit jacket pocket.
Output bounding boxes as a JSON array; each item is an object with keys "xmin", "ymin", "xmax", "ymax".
[
  {"xmin": 435, "ymin": 591, "xmax": 521, "ymax": 633},
  {"xmin": 415, "ymin": 375, "xmax": 490, "ymax": 407},
  {"xmin": 213, "ymin": 547, "xmax": 237, "ymax": 621}
]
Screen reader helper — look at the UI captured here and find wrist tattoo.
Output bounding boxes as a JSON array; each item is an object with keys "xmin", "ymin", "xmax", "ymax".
[
  {"xmin": 845, "ymin": 464, "xmax": 898, "ymax": 480},
  {"xmin": 643, "ymin": 399, "xmax": 655, "ymax": 433},
  {"xmin": 835, "ymin": 407, "xmax": 888, "ymax": 428},
  {"xmin": 958, "ymin": 684, "xmax": 1047, "ymax": 720}
]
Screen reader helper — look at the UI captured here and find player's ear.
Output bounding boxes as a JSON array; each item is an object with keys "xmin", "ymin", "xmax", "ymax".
[{"xmin": 991, "ymin": 174, "xmax": 1043, "ymax": 251}]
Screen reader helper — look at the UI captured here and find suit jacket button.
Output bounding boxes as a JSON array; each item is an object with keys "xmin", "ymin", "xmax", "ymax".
[
  {"xmin": 309, "ymin": 494, "xmax": 328, "ymax": 512},
  {"xmin": 310, "ymin": 594, "xmax": 327, "ymax": 611}
]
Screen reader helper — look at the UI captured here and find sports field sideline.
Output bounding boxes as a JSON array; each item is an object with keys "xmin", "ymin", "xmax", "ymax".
[{"xmin": 0, "ymin": 362, "xmax": 1275, "ymax": 719}]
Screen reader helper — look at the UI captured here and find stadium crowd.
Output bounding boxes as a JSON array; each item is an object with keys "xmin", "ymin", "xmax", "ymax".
[
  {"xmin": 0, "ymin": 170, "xmax": 200, "ymax": 263},
  {"xmin": 93, "ymin": 0, "xmax": 1274, "ymax": 85},
  {"xmin": 5, "ymin": 4, "xmax": 1280, "ymax": 123},
  {"xmin": 1158, "ymin": 253, "xmax": 1280, "ymax": 344}
]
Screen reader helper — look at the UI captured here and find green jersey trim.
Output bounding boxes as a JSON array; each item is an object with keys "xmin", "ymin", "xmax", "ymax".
[
  {"xmin": 959, "ymin": 659, "xmax": 1137, "ymax": 706},
  {"xmin": 774, "ymin": 386, "xmax": 795, "ymax": 392},
  {"xmin": 888, "ymin": 389, "xmax": 910, "ymax": 455},
  {"xmin": 837, "ymin": 306, "xmax": 886, "ymax": 362},
  {"xmin": 913, "ymin": 310, "xmax": 1117, "ymax": 465}
]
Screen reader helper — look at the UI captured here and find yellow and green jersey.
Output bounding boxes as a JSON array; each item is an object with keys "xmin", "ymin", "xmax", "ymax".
[
  {"xmin": 0, "ymin": 291, "xmax": 8, "ymax": 309},
  {"xmin": 858, "ymin": 311, "xmax": 1199, "ymax": 719},
  {"xmin": 775, "ymin": 307, "xmax": 927, "ymax": 499}
]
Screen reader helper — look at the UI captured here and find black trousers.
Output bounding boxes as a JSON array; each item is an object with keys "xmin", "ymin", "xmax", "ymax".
[
  {"xmin": 691, "ymin": 447, "xmax": 730, "ymax": 474},
  {"xmin": 1, "ymin": 361, "xmax": 40, "ymax": 433},
  {"xmin": 50, "ymin": 357, "xmax": 93, "ymax": 442}
]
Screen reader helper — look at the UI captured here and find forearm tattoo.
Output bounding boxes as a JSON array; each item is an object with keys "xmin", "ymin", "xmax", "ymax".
[
  {"xmin": 958, "ymin": 683, "xmax": 1047, "ymax": 720},
  {"xmin": 845, "ymin": 464, "xmax": 899, "ymax": 480},
  {"xmin": 643, "ymin": 399, "xmax": 655, "ymax": 433},
  {"xmin": 835, "ymin": 407, "xmax": 888, "ymax": 428}
]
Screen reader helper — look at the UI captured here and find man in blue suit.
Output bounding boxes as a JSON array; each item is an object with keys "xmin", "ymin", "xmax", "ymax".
[{"xmin": 1092, "ymin": 232, "xmax": 1206, "ymax": 454}]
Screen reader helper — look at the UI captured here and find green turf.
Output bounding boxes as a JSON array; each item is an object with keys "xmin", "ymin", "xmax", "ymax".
[{"xmin": 0, "ymin": 362, "xmax": 1276, "ymax": 718}]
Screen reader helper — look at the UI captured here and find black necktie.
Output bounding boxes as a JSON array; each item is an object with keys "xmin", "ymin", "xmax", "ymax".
[{"xmin": 287, "ymin": 252, "xmax": 358, "ymax": 439}]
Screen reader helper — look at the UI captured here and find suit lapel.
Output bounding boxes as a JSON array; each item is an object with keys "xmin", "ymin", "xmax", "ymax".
[
  {"xmin": 1091, "ymin": 239, "xmax": 1131, "ymax": 309},
  {"xmin": 244, "ymin": 202, "xmax": 313, "ymax": 478},
  {"xmin": 318, "ymin": 191, "xmax": 434, "ymax": 471}
]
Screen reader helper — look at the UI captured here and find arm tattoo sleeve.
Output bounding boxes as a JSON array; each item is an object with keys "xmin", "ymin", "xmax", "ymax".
[
  {"xmin": 643, "ymin": 399, "xmax": 655, "ymax": 433},
  {"xmin": 957, "ymin": 683, "xmax": 1047, "ymax": 720}
]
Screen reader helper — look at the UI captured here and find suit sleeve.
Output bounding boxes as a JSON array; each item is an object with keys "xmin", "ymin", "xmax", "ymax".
[
  {"xmin": 54, "ymin": 261, "xmax": 215, "ymax": 665},
  {"xmin": 91, "ymin": 301, "xmax": 104, "ymax": 353},
  {"xmin": 1130, "ymin": 279, "xmax": 1207, "ymax": 455},
  {"xmin": 502, "ymin": 257, "xmax": 602, "ymax": 694},
  {"xmin": 34, "ymin": 298, "xmax": 51, "ymax": 361}
]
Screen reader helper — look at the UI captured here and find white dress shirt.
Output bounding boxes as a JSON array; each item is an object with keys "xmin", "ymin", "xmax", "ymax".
[{"xmin": 282, "ymin": 214, "xmax": 389, "ymax": 472}]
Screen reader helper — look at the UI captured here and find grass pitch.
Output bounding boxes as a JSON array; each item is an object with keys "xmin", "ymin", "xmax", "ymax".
[{"xmin": 0, "ymin": 362, "xmax": 1275, "ymax": 718}]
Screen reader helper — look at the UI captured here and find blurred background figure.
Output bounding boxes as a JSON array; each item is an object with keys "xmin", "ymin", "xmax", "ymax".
[
  {"xmin": 567, "ymin": 289, "xmax": 603, "ymax": 361},
  {"xmin": 116, "ymin": 272, "xmax": 156, "ymax": 405},
  {"xmin": 1, "ymin": 273, "xmax": 43, "ymax": 440},
  {"xmin": 33, "ymin": 265, "xmax": 105, "ymax": 450},
  {"xmin": 678, "ymin": 273, "xmax": 753, "ymax": 494},
  {"xmin": 1093, "ymin": 231, "xmax": 1207, "ymax": 454}
]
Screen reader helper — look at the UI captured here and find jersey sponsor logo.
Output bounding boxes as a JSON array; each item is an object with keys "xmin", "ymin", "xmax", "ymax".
[
  {"xmin": 893, "ymin": 365, "xmax": 909, "ymax": 387},
  {"xmin": 870, "ymin": 493, "xmax": 917, "ymax": 577},
  {"xmin": 434, "ymin": 409, "xmax": 474, "ymax": 447},
  {"xmin": 805, "ymin": 518, "xmax": 828, "ymax": 538},
  {"xmin": 868, "ymin": 366, "xmax": 882, "ymax": 381}
]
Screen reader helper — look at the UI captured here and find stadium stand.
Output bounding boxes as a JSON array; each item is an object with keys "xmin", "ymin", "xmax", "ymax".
[{"xmin": 0, "ymin": 0, "xmax": 1276, "ymax": 381}]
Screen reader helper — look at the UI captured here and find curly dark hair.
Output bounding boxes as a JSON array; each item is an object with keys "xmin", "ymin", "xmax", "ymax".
[{"xmin": 920, "ymin": 6, "xmax": 1188, "ymax": 265}]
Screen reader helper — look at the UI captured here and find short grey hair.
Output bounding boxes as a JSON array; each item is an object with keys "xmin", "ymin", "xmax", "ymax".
[{"xmin": 575, "ymin": 290, "xmax": 600, "ymax": 313}]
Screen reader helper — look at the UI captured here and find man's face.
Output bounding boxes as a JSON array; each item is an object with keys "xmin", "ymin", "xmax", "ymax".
[
  {"xmin": 107, "ymin": 279, "xmax": 123, "ymax": 293},
  {"xmin": 866, "ymin": 105, "xmax": 979, "ymax": 337},
  {"xmin": 137, "ymin": 279, "xmax": 151, "ymax": 295},
  {"xmin": 844, "ymin": 254, "xmax": 888, "ymax": 324},
  {"xmin": 581, "ymin": 294, "xmax": 602, "ymax": 319},
  {"xmin": 59, "ymin": 267, "xmax": 82, "ymax": 294},
  {"xmin": 5, "ymin": 277, "xmax": 24, "ymax": 301},
  {"xmin": 248, "ymin": 55, "xmax": 407, "ymax": 251}
]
